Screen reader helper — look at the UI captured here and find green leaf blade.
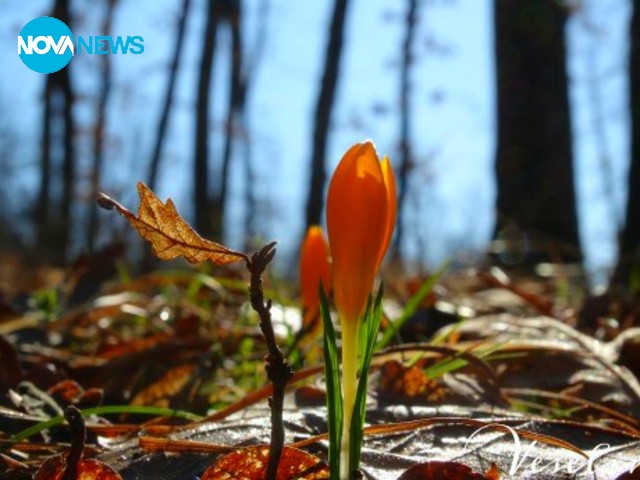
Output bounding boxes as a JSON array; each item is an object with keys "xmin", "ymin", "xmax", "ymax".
[
  {"xmin": 320, "ymin": 285, "xmax": 342, "ymax": 480},
  {"xmin": 349, "ymin": 287, "xmax": 384, "ymax": 473},
  {"xmin": 377, "ymin": 260, "xmax": 449, "ymax": 350}
]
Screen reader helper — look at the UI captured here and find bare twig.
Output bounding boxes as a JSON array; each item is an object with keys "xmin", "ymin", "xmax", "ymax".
[
  {"xmin": 63, "ymin": 406, "xmax": 85, "ymax": 480},
  {"xmin": 246, "ymin": 241, "xmax": 293, "ymax": 480}
]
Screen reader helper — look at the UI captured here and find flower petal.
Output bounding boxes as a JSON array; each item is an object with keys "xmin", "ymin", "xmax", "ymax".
[
  {"xmin": 327, "ymin": 141, "xmax": 389, "ymax": 322},
  {"xmin": 378, "ymin": 155, "xmax": 397, "ymax": 268},
  {"xmin": 299, "ymin": 225, "xmax": 331, "ymax": 313}
]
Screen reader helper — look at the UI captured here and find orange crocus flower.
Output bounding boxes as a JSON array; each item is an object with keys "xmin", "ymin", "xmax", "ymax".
[
  {"xmin": 326, "ymin": 141, "xmax": 397, "ymax": 325},
  {"xmin": 299, "ymin": 225, "xmax": 331, "ymax": 321},
  {"xmin": 325, "ymin": 140, "xmax": 396, "ymax": 478}
]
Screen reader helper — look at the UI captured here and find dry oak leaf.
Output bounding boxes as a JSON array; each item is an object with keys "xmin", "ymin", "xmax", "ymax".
[
  {"xmin": 34, "ymin": 455, "xmax": 123, "ymax": 480},
  {"xmin": 201, "ymin": 445, "xmax": 329, "ymax": 479},
  {"xmin": 130, "ymin": 362, "xmax": 197, "ymax": 408},
  {"xmin": 378, "ymin": 360, "xmax": 448, "ymax": 405},
  {"xmin": 398, "ymin": 460, "xmax": 497, "ymax": 480},
  {"xmin": 97, "ymin": 182, "xmax": 246, "ymax": 265}
]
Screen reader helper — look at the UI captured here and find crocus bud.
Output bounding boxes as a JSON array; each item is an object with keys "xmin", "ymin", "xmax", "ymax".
[
  {"xmin": 326, "ymin": 140, "xmax": 397, "ymax": 479},
  {"xmin": 299, "ymin": 225, "xmax": 331, "ymax": 318},
  {"xmin": 326, "ymin": 141, "xmax": 397, "ymax": 324}
]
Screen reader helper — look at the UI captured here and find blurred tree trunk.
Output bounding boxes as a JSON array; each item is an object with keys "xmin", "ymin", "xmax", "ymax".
[
  {"xmin": 393, "ymin": 0, "xmax": 418, "ymax": 259},
  {"xmin": 0, "ymin": 129, "xmax": 15, "ymax": 245},
  {"xmin": 194, "ymin": 0, "xmax": 221, "ymax": 238},
  {"xmin": 38, "ymin": 76, "xmax": 52, "ymax": 251},
  {"xmin": 612, "ymin": 0, "xmax": 640, "ymax": 289},
  {"xmin": 304, "ymin": 0, "xmax": 350, "ymax": 229},
  {"xmin": 37, "ymin": 0, "xmax": 75, "ymax": 263},
  {"xmin": 242, "ymin": 0, "xmax": 269, "ymax": 246},
  {"xmin": 214, "ymin": 0, "xmax": 244, "ymax": 241},
  {"xmin": 493, "ymin": 0, "xmax": 581, "ymax": 264},
  {"xmin": 60, "ymin": 62, "xmax": 74, "ymax": 257},
  {"xmin": 148, "ymin": 0, "xmax": 192, "ymax": 191},
  {"xmin": 88, "ymin": 0, "xmax": 117, "ymax": 252}
]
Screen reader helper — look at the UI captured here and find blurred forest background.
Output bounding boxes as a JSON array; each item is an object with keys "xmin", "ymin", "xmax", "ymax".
[{"xmin": 0, "ymin": 0, "xmax": 639, "ymax": 290}]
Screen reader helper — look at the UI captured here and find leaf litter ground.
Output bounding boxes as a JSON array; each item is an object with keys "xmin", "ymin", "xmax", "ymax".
[{"xmin": 1, "ymin": 253, "xmax": 639, "ymax": 479}]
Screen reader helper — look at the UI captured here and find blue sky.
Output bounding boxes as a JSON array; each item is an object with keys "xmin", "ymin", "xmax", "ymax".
[{"xmin": 0, "ymin": 0, "xmax": 633, "ymax": 284}]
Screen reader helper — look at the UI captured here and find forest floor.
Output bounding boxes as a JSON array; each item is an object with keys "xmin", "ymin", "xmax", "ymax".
[{"xmin": 0, "ymin": 248, "xmax": 639, "ymax": 479}]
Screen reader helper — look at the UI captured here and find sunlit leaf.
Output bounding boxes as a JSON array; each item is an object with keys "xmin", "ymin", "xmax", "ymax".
[
  {"xmin": 97, "ymin": 183, "xmax": 246, "ymax": 265},
  {"xmin": 398, "ymin": 460, "xmax": 492, "ymax": 480},
  {"xmin": 377, "ymin": 360, "xmax": 446, "ymax": 404},
  {"xmin": 130, "ymin": 363, "xmax": 196, "ymax": 408},
  {"xmin": 201, "ymin": 445, "xmax": 329, "ymax": 479},
  {"xmin": 34, "ymin": 455, "xmax": 123, "ymax": 480}
]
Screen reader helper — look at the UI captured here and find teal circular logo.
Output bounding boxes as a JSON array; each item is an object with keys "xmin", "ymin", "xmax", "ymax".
[{"xmin": 18, "ymin": 17, "xmax": 74, "ymax": 74}]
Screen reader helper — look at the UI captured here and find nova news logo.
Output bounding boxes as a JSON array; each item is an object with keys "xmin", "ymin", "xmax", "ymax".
[{"xmin": 18, "ymin": 16, "xmax": 144, "ymax": 74}]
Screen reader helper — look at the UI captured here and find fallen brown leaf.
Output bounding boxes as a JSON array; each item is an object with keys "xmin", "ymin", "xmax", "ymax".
[
  {"xmin": 34, "ymin": 455, "xmax": 123, "ymax": 480},
  {"xmin": 201, "ymin": 445, "xmax": 329, "ymax": 479},
  {"xmin": 97, "ymin": 183, "xmax": 247, "ymax": 265},
  {"xmin": 398, "ymin": 460, "xmax": 491, "ymax": 479}
]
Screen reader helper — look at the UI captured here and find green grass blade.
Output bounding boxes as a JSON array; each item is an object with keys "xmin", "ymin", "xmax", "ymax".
[
  {"xmin": 319, "ymin": 286, "xmax": 342, "ymax": 480},
  {"xmin": 422, "ymin": 341, "xmax": 508, "ymax": 379},
  {"xmin": 357, "ymin": 294, "xmax": 374, "ymax": 366},
  {"xmin": 9, "ymin": 405, "xmax": 203, "ymax": 445},
  {"xmin": 349, "ymin": 287, "xmax": 383, "ymax": 473},
  {"xmin": 377, "ymin": 260, "xmax": 450, "ymax": 349}
]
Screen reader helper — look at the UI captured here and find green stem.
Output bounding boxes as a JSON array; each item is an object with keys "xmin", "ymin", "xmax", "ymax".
[{"xmin": 340, "ymin": 317, "xmax": 358, "ymax": 480}]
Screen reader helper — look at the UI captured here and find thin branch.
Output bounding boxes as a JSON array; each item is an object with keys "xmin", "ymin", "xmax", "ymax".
[
  {"xmin": 246, "ymin": 241, "xmax": 293, "ymax": 480},
  {"xmin": 62, "ymin": 406, "xmax": 85, "ymax": 480}
]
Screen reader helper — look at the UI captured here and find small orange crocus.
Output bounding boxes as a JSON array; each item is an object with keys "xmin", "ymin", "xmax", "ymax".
[
  {"xmin": 326, "ymin": 140, "xmax": 396, "ymax": 478},
  {"xmin": 299, "ymin": 225, "xmax": 331, "ymax": 321},
  {"xmin": 327, "ymin": 140, "xmax": 396, "ymax": 325}
]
